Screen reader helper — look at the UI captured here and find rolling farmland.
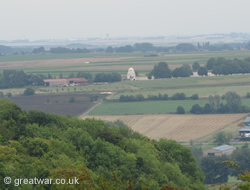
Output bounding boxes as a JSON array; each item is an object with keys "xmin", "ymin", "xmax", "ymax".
[
  {"xmin": 82, "ymin": 114, "xmax": 247, "ymax": 142},
  {"xmin": 1, "ymin": 51, "xmax": 250, "ymax": 75}
]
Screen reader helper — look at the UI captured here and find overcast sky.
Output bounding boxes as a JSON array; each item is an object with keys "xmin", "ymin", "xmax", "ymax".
[{"xmin": 1, "ymin": 0, "xmax": 250, "ymax": 40}]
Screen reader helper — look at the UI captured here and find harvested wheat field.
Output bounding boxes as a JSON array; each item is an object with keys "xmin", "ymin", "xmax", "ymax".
[{"xmin": 81, "ymin": 114, "xmax": 247, "ymax": 142}]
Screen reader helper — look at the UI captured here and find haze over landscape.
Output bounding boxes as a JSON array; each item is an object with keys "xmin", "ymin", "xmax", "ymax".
[
  {"xmin": 2, "ymin": 0, "xmax": 250, "ymax": 189},
  {"xmin": 1, "ymin": 0, "xmax": 250, "ymax": 40}
]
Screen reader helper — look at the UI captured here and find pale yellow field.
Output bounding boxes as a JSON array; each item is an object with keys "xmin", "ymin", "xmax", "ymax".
[{"xmin": 81, "ymin": 114, "xmax": 247, "ymax": 142}]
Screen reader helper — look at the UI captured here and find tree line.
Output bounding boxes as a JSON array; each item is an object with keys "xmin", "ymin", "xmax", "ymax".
[
  {"xmin": 148, "ymin": 62, "xmax": 199, "ymax": 79},
  {"xmin": 119, "ymin": 93, "xmax": 199, "ymax": 102},
  {"xmin": 207, "ymin": 57, "xmax": 250, "ymax": 75},
  {"xmin": 0, "ymin": 70, "xmax": 122, "ymax": 89},
  {"xmin": 2, "ymin": 41, "xmax": 250, "ymax": 56},
  {"xmin": 0, "ymin": 99, "xmax": 206, "ymax": 189},
  {"xmin": 176, "ymin": 91, "xmax": 250, "ymax": 114},
  {"xmin": 0, "ymin": 70, "xmax": 44, "ymax": 89}
]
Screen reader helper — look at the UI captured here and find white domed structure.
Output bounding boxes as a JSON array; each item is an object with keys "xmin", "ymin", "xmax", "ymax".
[{"xmin": 127, "ymin": 67, "xmax": 136, "ymax": 80}]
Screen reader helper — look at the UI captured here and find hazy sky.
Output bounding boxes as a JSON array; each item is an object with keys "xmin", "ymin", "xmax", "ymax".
[{"xmin": 1, "ymin": 0, "xmax": 250, "ymax": 40}]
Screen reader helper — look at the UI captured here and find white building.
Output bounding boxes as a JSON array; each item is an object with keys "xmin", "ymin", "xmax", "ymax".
[{"xmin": 127, "ymin": 67, "xmax": 136, "ymax": 80}]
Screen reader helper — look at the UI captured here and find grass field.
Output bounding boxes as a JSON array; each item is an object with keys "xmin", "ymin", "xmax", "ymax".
[
  {"xmin": 89, "ymin": 98, "xmax": 250, "ymax": 115},
  {"xmin": 110, "ymin": 74, "xmax": 250, "ymax": 99},
  {"xmin": 89, "ymin": 100, "xmax": 208, "ymax": 115},
  {"xmin": 82, "ymin": 114, "xmax": 246, "ymax": 142}
]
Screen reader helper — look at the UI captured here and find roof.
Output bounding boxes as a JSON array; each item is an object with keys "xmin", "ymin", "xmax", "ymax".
[
  {"xmin": 239, "ymin": 128, "xmax": 250, "ymax": 132},
  {"xmin": 68, "ymin": 78, "xmax": 87, "ymax": 82},
  {"xmin": 44, "ymin": 79, "xmax": 68, "ymax": 82},
  {"xmin": 212, "ymin": 145, "xmax": 235, "ymax": 151},
  {"xmin": 244, "ymin": 117, "xmax": 250, "ymax": 123}
]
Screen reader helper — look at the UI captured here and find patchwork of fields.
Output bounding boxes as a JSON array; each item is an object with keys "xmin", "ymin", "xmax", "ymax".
[
  {"xmin": 1, "ymin": 51, "xmax": 250, "ymax": 75},
  {"xmin": 2, "ymin": 50, "xmax": 250, "ymax": 143},
  {"xmin": 82, "ymin": 114, "xmax": 247, "ymax": 142}
]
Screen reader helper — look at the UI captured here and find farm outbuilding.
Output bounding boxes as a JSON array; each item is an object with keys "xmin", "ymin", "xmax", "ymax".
[
  {"xmin": 44, "ymin": 78, "xmax": 87, "ymax": 87},
  {"xmin": 239, "ymin": 128, "xmax": 250, "ymax": 137},
  {"xmin": 203, "ymin": 145, "xmax": 236, "ymax": 156},
  {"xmin": 44, "ymin": 79, "xmax": 68, "ymax": 87},
  {"xmin": 244, "ymin": 117, "xmax": 250, "ymax": 126}
]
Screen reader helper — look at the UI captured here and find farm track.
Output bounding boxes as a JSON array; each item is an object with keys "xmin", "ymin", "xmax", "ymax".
[{"xmin": 81, "ymin": 114, "xmax": 247, "ymax": 142}]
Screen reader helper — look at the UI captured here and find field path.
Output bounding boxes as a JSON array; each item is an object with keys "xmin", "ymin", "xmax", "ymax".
[{"xmin": 81, "ymin": 114, "xmax": 247, "ymax": 142}]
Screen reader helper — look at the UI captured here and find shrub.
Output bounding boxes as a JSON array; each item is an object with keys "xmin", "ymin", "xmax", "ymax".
[
  {"xmin": 190, "ymin": 94, "xmax": 199, "ymax": 100},
  {"xmin": 172, "ymin": 93, "xmax": 186, "ymax": 100},
  {"xmin": 176, "ymin": 106, "xmax": 185, "ymax": 114},
  {"xmin": 23, "ymin": 87, "xmax": 35, "ymax": 96}
]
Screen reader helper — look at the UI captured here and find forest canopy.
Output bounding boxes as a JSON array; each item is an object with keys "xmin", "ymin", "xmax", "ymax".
[{"xmin": 0, "ymin": 99, "xmax": 205, "ymax": 189}]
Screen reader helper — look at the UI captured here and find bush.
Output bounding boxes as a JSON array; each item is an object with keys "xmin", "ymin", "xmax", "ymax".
[
  {"xmin": 23, "ymin": 87, "xmax": 35, "ymax": 96},
  {"xmin": 198, "ymin": 67, "xmax": 208, "ymax": 76},
  {"xmin": 176, "ymin": 106, "xmax": 185, "ymax": 114},
  {"xmin": 172, "ymin": 93, "xmax": 186, "ymax": 100},
  {"xmin": 190, "ymin": 94, "xmax": 199, "ymax": 100},
  {"xmin": 190, "ymin": 104, "xmax": 203, "ymax": 114}
]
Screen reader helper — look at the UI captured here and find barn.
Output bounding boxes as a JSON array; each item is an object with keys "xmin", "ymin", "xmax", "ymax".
[
  {"xmin": 44, "ymin": 79, "xmax": 68, "ymax": 87},
  {"xmin": 203, "ymin": 145, "xmax": 236, "ymax": 156}
]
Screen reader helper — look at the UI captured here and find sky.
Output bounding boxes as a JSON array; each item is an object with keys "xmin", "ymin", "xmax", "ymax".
[{"xmin": 0, "ymin": 0, "xmax": 250, "ymax": 40}]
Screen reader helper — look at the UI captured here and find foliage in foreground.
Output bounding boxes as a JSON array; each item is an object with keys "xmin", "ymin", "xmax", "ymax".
[{"xmin": 0, "ymin": 99, "xmax": 205, "ymax": 189}]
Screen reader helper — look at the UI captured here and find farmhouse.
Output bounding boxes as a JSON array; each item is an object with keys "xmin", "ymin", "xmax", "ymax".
[
  {"xmin": 244, "ymin": 116, "xmax": 250, "ymax": 126},
  {"xmin": 44, "ymin": 78, "xmax": 87, "ymax": 87},
  {"xmin": 203, "ymin": 145, "xmax": 236, "ymax": 156}
]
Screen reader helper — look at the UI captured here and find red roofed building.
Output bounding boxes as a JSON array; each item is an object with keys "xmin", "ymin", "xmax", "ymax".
[{"xmin": 44, "ymin": 78, "xmax": 87, "ymax": 87}]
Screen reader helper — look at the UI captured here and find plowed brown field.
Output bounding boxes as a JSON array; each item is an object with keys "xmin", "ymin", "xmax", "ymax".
[{"xmin": 81, "ymin": 114, "xmax": 247, "ymax": 142}]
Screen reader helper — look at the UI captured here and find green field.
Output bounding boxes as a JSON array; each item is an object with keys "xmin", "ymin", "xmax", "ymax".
[
  {"xmin": 111, "ymin": 74, "xmax": 250, "ymax": 99},
  {"xmin": 1, "ymin": 51, "xmax": 250, "ymax": 76},
  {"xmin": 89, "ymin": 99, "xmax": 208, "ymax": 115},
  {"xmin": 89, "ymin": 98, "xmax": 250, "ymax": 115}
]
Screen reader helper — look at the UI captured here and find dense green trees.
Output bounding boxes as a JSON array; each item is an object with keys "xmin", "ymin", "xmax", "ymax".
[
  {"xmin": 149, "ymin": 62, "xmax": 172, "ymax": 79},
  {"xmin": 23, "ymin": 87, "xmax": 35, "ymax": 96},
  {"xmin": 172, "ymin": 65, "xmax": 193, "ymax": 78},
  {"xmin": 50, "ymin": 47, "xmax": 90, "ymax": 54},
  {"xmin": 94, "ymin": 72, "xmax": 121, "ymax": 83},
  {"xmin": 190, "ymin": 92, "xmax": 249, "ymax": 114},
  {"xmin": 200, "ymin": 155, "xmax": 230, "ymax": 184},
  {"xmin": 176, "ymin": 106, "xmax": 185, "ymax": 114},
  {"xmin": 0, "ymin": 99, "xmax": 205, "ymax": 189},
  {"xmin": 0, "ymin": 70, "xmax": 44, "ymax": 89},
  {"xmin": 206, "ymin": 57, "xmax": 250, "ymax": 75},
  {"xmin": 192, "ymin": 62, "xmax": 200, "ymax": 71},
  {"xmin": 197, "ymin": 67, "xmax": 208, "ymax": 76},
  {"xmin": 176, "ymin": 43, "xmax": 196, "ymax": 52}
]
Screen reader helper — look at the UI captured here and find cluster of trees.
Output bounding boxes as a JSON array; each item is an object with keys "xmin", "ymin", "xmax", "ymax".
[
  {"xmin": 0, "ymin": 99, "xmax": 206, "ymax": 189},
  {"xmin": 1, "ymin": 41, "xmax": 250, "ymax": 57},
  {"xmin": 49, "ymin": 47, "xmax": 90, "ymax": 54},
  {"xmin": 0, "ymin": 70, "xmax": 44, "ymax": 89},
  {"xmin": 189, "ymin": 92, "xmax": 249, "ymax": 114},
  {"xmin": 206, "ymin": 57, "xmax": 250, "ymax": 75},
  {"xmin": 200, "ymin": 144, "xmax": 250, "ymax": 187},
  {"xmin": 119, "ymin": 93, "xmax": 199, "ymax": 102},
  {"xmin": 94, "ymin": 72, "xmax": 121, "ymax": 83},
  {"xmin": 148, "ymin": 62, "xmax": 194, "ymax": 79},
  {"xmin": 64, "ymin": 72, "xmax": 121, "ymax": 83}
]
